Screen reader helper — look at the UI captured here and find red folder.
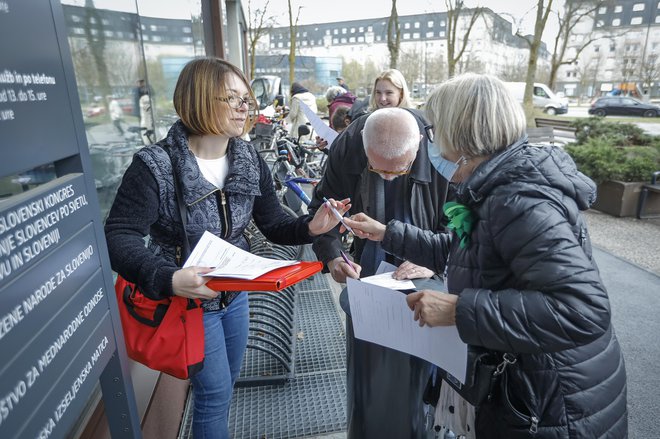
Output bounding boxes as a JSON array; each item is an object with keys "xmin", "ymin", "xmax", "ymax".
[{"xmin": 205, "ymin": 261, "xmax": 323, "ymax": 292}]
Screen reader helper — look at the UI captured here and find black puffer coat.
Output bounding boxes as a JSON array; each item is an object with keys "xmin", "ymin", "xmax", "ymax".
[{"xmin": 382, "ymin": 141, "xmax": 628, "ymax": 438}]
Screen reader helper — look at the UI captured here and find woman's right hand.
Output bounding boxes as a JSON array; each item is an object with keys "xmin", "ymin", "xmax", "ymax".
[
  {"xmin": 342, "ymin": 213, "xmax": 386, "ymax": 241},
  {"xmin": 327, "ymin": 256, "xmax": 362, "ymax": 283},
  {"xmin": 171, "ymin": 266, "xmax": 219, "ymax": 300}
]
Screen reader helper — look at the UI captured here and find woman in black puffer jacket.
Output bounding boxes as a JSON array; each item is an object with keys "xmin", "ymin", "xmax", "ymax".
[{"xmin": 343, "ymin": 73, "xmax": 627, "ymax": 438}]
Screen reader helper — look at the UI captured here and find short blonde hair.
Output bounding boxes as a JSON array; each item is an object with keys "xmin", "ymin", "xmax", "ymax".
[
  {"xmin": 173, "ymin": 57, "xmax": 256, "ymax": 136},
  {"xmin": 368, "ymin": 69, "xmax": 412, "ymax": 110},
  {"xmin": 425, "ymin": 73, "xmax": 526, "ymax": 157}
]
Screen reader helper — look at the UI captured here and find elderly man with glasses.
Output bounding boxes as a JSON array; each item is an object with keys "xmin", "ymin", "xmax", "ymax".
[
  {"xmin": 310, "ymin": 107, "xmax": 449, "ymax": 281},
  {"xmin": 308, "ymin": 106, "xmax": 450, "ymax": 438}
]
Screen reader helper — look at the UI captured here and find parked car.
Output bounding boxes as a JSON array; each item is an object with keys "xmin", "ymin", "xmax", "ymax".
[{"xmin": 588, "ymin": 97, "xmax": 660, "ymax": 117}]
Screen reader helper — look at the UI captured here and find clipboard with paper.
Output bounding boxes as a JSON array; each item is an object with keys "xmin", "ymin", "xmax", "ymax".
[{"xmin": 185, "ymin": 231, "xmax": 322, "ymax": 291}]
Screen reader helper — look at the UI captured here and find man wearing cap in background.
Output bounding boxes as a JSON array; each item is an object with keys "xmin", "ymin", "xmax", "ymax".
[{"xmin": 337, "ymin": 76, "xmax": 349, "ymax": 92}]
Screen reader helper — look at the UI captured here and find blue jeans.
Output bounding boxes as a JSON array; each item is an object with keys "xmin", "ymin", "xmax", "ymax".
[{"xmin": 190, "ymin": 292, "xmax": 249, "ymax": 438}]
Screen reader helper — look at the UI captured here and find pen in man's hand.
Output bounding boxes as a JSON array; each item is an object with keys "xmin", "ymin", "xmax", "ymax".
[
  {"xmin": 323, "ymin": 197, "xmax": 354, "ymax": 234},
  {"xmin": 340, "ymin": 249, "xmax": 357, "ymax": 273}
]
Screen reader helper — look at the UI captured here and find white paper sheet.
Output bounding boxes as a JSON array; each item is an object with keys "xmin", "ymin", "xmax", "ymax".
[
  {"xmin": 346, "ymin": 277, "xmax": 468, "ymax": 383},
  {"xmin": 361, "ymin": 272, "xmax": 416, "ymax": 290},
  {"xmin": 299, "ymin": 100, "xmax": 339, "ymax": 145},
  {"xmin": 184, "ymin": 231, "xmax": 298, "ymax": 279}
]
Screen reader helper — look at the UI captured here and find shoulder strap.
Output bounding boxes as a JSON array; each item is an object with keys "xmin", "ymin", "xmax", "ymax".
[{"xmin": 162, "ymin": 146, "xmax": 191, "ymax": 260}]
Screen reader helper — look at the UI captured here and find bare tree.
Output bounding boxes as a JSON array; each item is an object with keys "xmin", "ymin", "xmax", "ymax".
[
  {"xmin": 247, "ymin": 0, "xmax": 275, "ymax": 80},
  {"xmin": 520, "ymin": 0, "xmax": 554, "ymax": 123},
  {"xmin": 399, "ymin": 48, "xmax": 424, "ymax": 95},
  {"xmin": 287, "ymin": 0, "xmax": 302, "ymax": 87},
  {"xmin": 639, "ymin": 54, "xmax": 660, "ymax": 98},
  {"xmin": 548, "ymin": 1, "xmax": 606, "ymax": 90},
  {"xmin": 446, "ymin": 0, "xmax": 482, "ymax": 78},
  {"xmin": 387, "ymin": 0, "xmax": 401, "ymax": 68}
]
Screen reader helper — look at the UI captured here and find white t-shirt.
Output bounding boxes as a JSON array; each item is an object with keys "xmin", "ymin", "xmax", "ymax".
[{"xmin": 196, "ymin": 155, "xmax": 229, "ymax": 189}]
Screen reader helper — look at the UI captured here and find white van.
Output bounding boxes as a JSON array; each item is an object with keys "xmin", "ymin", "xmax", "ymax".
[{"xmin": 504, "ymin": 82, "xmax": 568, "ymax": 115}]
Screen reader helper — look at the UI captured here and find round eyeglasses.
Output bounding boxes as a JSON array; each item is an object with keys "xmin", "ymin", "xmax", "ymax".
[{"xmin": 216, "ymin": 95, "xmax": 257, "ymax": 111}]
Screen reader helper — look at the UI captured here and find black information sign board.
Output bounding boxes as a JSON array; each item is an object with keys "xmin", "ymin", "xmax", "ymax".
[{"xmin": 1, "ymin": 1, "xmax": 141, "ymax": 438}]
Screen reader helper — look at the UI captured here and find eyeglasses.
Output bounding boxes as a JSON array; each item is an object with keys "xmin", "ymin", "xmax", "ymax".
[
  {"xmin": 424, "ymin": 124, "xmax": 434, "ymax": 143},
  {"xmin": 216, "ymin": 95, "xmax": 257, "ymax": 111},
  {"xmin": 367, "ymin": 159, "xmax": 413, "ymax": 176}
]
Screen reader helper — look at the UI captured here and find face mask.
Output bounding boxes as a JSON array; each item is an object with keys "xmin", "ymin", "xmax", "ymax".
[{"xmin": 427, "ymin": 140, "xmax": 464, "ymax": 182}]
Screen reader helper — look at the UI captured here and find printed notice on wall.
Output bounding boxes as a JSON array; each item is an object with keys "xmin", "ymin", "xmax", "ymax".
[{"xmin": 0, "ymin": 69, "xmax": 58, "ymax": 122}]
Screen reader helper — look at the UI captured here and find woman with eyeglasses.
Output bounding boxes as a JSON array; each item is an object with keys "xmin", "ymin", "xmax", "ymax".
[{"xmin": 104, "ymin": 57, "xmax": 349, "ymax": 439}]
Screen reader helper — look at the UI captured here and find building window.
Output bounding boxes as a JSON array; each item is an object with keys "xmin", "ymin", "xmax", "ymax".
[
  {"xmin": 333, "ymin": 38, "xmax": 338, "ymax": 44},
  {"xmin": 350, "ymin": 27, "xmax": 355, "ymax": 33},
  {"xmin": 368, "ymin": 26, "xmax": 373, "ymax": 32},
  {"xmin": 426, "ymin": 31, "xmax": 434, "ymax": 38},
  {"xmin": 598, "ymin": 6, "xmax": 607, "ymax": 14},
  {"xmin": 359, "ymin": 26, "xmax": 364, "ymax": 32},
  {"xmin": 326, "ymin": 29, "xmax": 331, "ymax": 35},
  {"xmin": 403, "ymin": 33, "xmax": 410, "ymax": 39},
  {"xmin": 278, "ymin": 42, "xmax": 283, "ymax": 47},
  {"xmin": 342, "ymin": 27, "xmax": 347, "ymax": 34},
  {"xmin": 183, "ymin": 26, "xmax": 192, "ymax": 33},
  {"xmin": 440, "ymin": 31, "xmax": 446, "ymax": 37},
  {"xmin": 440, "ymin": 20, "xmax": 446, "ymax": 26},
  {"xmin": 358, "ymin": 36, "xmax": 364, "ymax": 42},
  {"xmin": 349, "ymin": 36, "xmax": 355, "ymax": 43},
  {"xmin": 341, "ymin": 37, "xmax": 347, "ymax": 43},
  {"xmin": 612, "ymin": 18, "xmax": 621, "ymax": 26},
  {"xmin": 376, "ymin": 35, "xmax": 382, "ymax": 41},
  {"xmin": 596, "ymin": 20, "xmax": 604, "ymax": 27},
  {"xmin": 428, "ymin": 20, "xmax": 434, "ymax": 27},
  {"xmin": 656, "ymin": 15, "xmax": 660, "ymax": 23},
  {"xmin": 270, "ymin": 43, "xmax": 275, "ymax": 48},
  {"xmin": 414, "ymin": 22, "xmax": 420, "ymax": 28},
  {"xmin": 103, "ymin": 30, "xmax": 113, "ymax": 37},
  {"xmin": 632, "ymin": 3, "xmax": 645, "ymax": 11},
  {"xmin": 303, "ymin": 31, "xmax": 307, "ymax": 37},
  {"xmin": 614, "ymin": 5, "xmax": 623, "ymax": 13},
  {"xmin": 413, "ymin": 32, "xmax": 420, "ymax": 39},
  {"xmin": 631, "ymin": 16, "xmax": 643, "ymax": 25},
  {"xmin": 333, "ymin": 29, "xmax": 338, "ymax": 35}
]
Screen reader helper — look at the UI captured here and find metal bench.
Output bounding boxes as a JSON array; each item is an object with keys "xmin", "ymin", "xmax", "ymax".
[
  {"xmin": 637, "ymin": 171, "xmax": 660, "ymax": 219},
  {"xmin": 527, "ymin": 126, "xmax": 555, "ymax": 145},
  {"xmin": 535, "ymin": 117, "xmax": 577, "ymax": 142}
]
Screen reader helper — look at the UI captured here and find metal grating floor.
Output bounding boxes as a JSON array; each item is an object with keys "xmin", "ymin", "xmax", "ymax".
[{"xmin": 179, "ymin": 245, "xmax": 347, "ymax": 438}]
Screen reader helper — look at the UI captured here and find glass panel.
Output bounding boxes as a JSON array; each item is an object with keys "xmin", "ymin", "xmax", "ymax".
[{"xmin": 60, "ymin": 0, "xmax": 205, "ymax": 220}]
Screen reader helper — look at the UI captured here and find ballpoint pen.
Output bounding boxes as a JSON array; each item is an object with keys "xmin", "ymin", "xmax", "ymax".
[
  {"xmin": 323, "ymin": 197, "xmax": 354, "ymax": 234},
  {"xmin": 340, "ymin": 249, "xmax": 358, "ymax": 273}
]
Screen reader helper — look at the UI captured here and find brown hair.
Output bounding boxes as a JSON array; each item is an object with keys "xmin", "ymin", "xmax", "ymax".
[{"xmin": 173, "ymin": 57, "xmax": 256, "ymax": 136}]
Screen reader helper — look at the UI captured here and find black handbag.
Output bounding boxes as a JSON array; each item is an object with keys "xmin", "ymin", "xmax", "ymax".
[{"xmin": 424, "ymin": 349, "xmax": 517, "ymax": 407}]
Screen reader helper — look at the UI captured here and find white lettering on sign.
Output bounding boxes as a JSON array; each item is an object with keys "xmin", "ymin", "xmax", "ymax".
[
  {"xmin": 0, "ymin": 286, "xmax": 106, "ymax": 427},
  {"xmin": 0, "ymin": 183, "xmax": 80, "ymax": 281},
  {"xmin": 0, "ymin": 304, "xmax": 24, "ymax": 341},
  {"xmin": 0, "ymin": 70, "xmax": 57, "ymax": 124},
  {"xmin": 0, "ymin": 244, "xmax": 95, "ymax": 342},
  {"xmin": 37, "ymin": 311, "xmax": 84, "ymax": 374},
  {"xmin": 0, "ymin": 379, "xmax": 26, "ymax": 427}
]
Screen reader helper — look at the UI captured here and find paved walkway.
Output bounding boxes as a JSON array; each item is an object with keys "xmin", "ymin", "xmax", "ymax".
[{"xmin": 308, "ymin": 209, "xmax": 660, "ymax": 439}]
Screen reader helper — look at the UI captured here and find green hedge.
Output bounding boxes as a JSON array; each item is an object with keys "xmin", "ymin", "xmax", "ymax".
[{"xmin": 565, "ymin": 118, "xmax": 660, "ymax": 184}]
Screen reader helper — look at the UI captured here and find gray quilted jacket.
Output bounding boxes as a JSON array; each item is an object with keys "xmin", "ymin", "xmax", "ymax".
[
  {"xmin": 105, "ymin": 120, "xmax": 313, "ymax": 301},
  {"xmin": 382, "ymin": 141, "xmax": 627, "ymax": 438}
]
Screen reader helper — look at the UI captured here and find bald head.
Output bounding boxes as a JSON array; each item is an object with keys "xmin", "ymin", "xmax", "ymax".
[{"xmin": 363, "ymin": 108, "xmax": 420, "ymax": 160}]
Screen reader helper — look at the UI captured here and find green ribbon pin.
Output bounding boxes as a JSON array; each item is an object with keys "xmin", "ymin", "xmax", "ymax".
[{"xmin": 443, "ymin": 201, "xmax": 474, "ymax": 249}]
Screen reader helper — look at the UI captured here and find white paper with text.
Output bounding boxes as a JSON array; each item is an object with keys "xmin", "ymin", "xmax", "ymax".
[
  {"xmin": 184, "ymin": 231, "xmax": 298, "ymax": 279},
  {"xmin": 347, "ymin": 277, "xmax": 468, "ymax": 383}
]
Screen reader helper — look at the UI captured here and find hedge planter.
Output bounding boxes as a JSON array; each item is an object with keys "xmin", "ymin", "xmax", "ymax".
[{"xmin": 592, "ymin": 181, "xmax": 644, "ymax": 217}]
